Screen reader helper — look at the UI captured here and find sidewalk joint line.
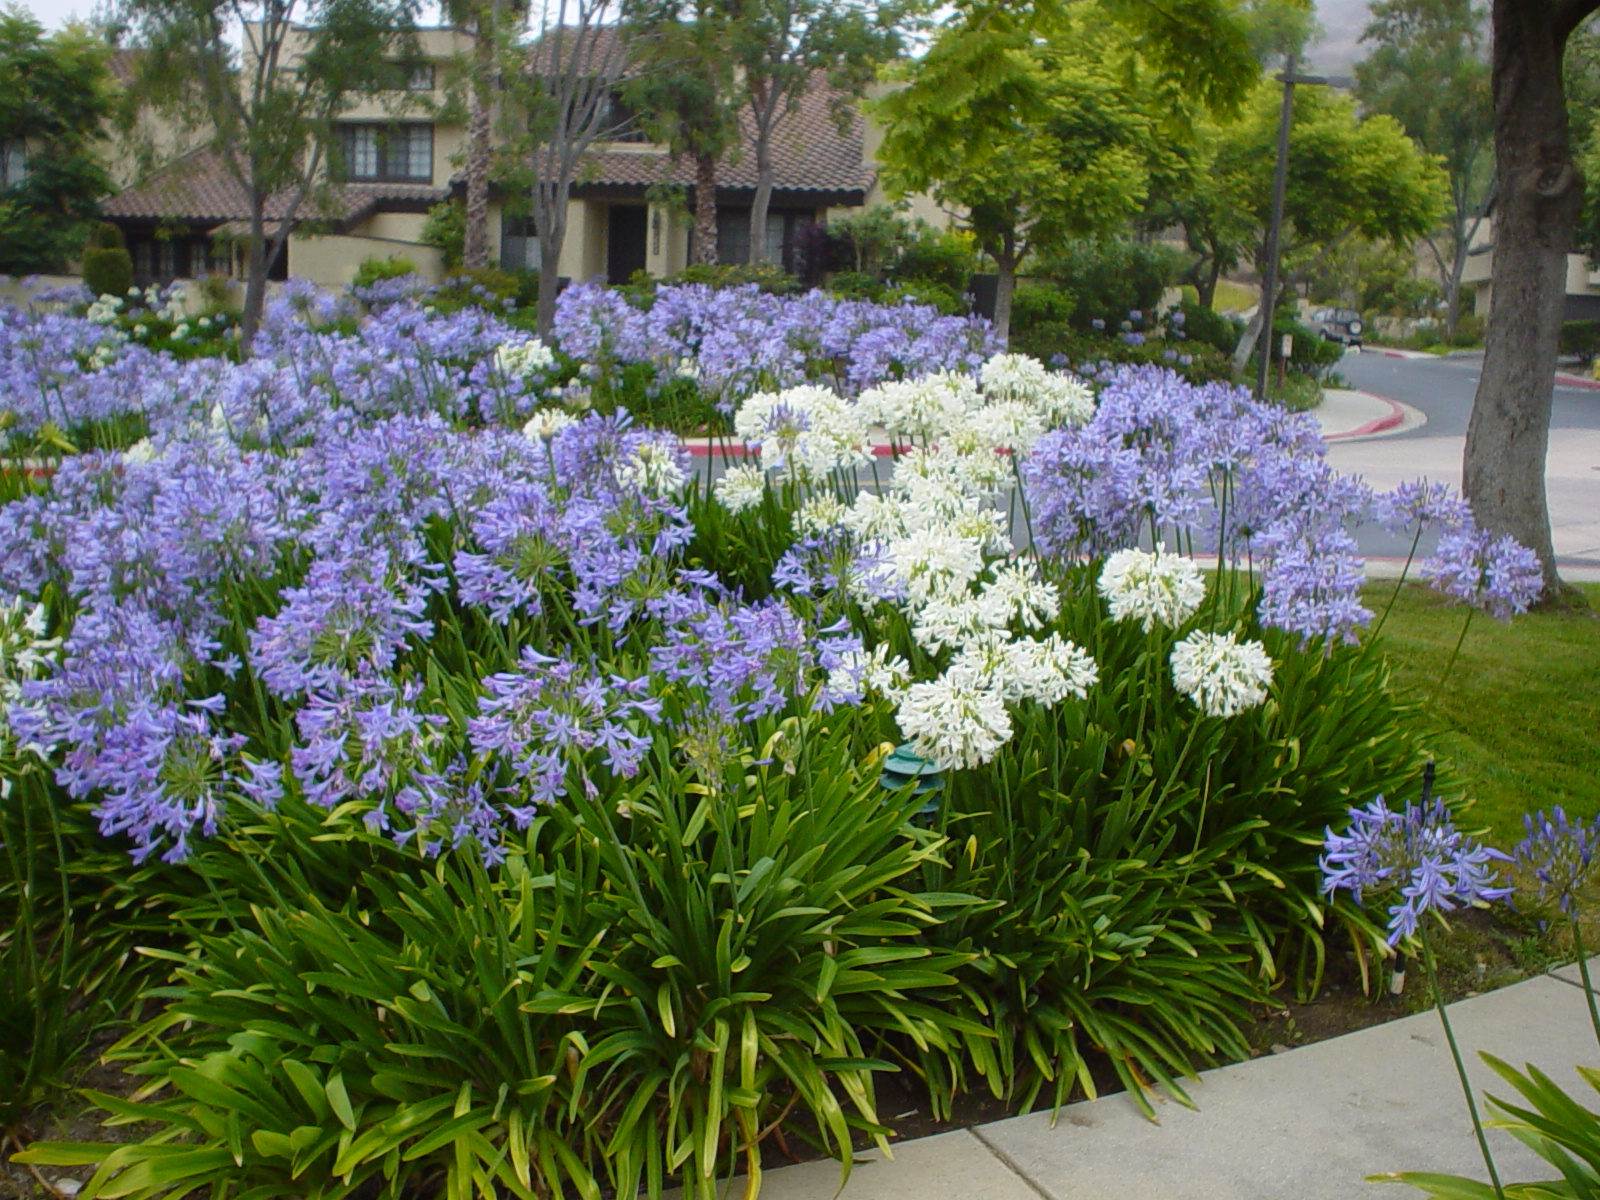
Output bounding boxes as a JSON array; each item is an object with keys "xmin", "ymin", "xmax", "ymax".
[
  {"xmin": 966, "ymin": 1124, "xmax": 1056, "ymax": 1200},
  {"xmin": 1546, "ymin": 969, "xmax": 1590, "ymax": 992}
]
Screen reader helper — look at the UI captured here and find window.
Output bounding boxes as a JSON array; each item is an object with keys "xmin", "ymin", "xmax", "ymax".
[
  {"xmin": 500, "ymin": 213, "xmax": 541, "ymax": 272},
  {"xmin": 335, "ymin": 123, "xmax": 433, "ymax": 182},
  {"xmin": 714, "ymin": 208, "xmax": 814, "ymax": 272},
  {"xmin": 606, "ymin": 93, "xmax": 649, "ymax": 142},
  {"xmin": 0, "ymin": 139, "xmax": 26, "ymax": 188}
]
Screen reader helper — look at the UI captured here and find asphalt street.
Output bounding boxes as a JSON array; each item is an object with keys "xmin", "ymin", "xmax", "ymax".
[{"xmin": 1332, "ymin": 348, "xmax": 1600, "ymax": 570}]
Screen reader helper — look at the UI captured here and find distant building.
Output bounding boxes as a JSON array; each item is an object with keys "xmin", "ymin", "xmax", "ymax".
[
  {"xmin": 1461, "ymin": 219, "xmax": 1600, "ymax": 322},
  {"xmin": 97, "ymin": 27, "xmax": 938, "ymax": 291}
]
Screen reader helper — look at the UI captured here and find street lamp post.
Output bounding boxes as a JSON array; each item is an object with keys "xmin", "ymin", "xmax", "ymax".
[{"xmin": 1255, "ymin": 54, "xmax": 1329, "ymax": 402}]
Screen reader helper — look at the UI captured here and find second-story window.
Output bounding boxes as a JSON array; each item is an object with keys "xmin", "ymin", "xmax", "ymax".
[
  {"xmin": 336, "ymin": 123, "xmax": 433, "ymax": 183},
  {"xmin": 0, "ymin": 139, "xmax": 26, "ymax": 188},
  {"xmin": 607, "ymin": 93, "xmax": 649, "ymax": 143}
]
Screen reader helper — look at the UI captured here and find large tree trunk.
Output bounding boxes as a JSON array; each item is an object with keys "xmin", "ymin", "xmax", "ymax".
[
  {"xmin": 692, "ymin": 150, "xmax": 719, "ymax": 266},
  {"xmin": 1198, "ymin": 257, "xmax": 1222, "ymax": 310},
  {"xmin": 1463, "ymin": 0, "xmax": 1586, "ymax": 598},
  {"xmin": 462, "ymin": 5, "xmax": 496, "ymax": 271}
]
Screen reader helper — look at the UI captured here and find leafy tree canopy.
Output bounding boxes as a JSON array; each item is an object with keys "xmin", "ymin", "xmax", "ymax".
[{"xmin": 0, "ymin": 7, "xmax": 114, "ymax": 273}]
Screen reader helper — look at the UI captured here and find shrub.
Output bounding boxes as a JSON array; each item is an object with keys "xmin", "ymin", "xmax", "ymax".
[
  {"xmin": 1009, "ymin": 283, "xmax": 1076, "ymax": 332},
  {"xmin": 1447, "ymin": 313, "xmax": 1484, "ymax": 347},
  {"xmin": 1560, "ymin": 319, "xmax": 1600, "ymax": 364},
  {"xmin": 1011, "ymin": 320, "xmax": 1235, "ymax": 385},
  {"xmin": 1175, "ymin": 301, "xmax": 1241, "ymax": 356},
  {"xmin": 422, "ymin": 198, "xmax": 466, "ymax": 269},
  {"xmin": 351, "ymin": 254, "xmax": 420, "ymax": 291},
  {"xmin": 81, "ymin": 223, "xmax": 132, "ymax": 300},
  {"xmin": 1035, "ymin": 238, "xmax": 1184, "ymax": 331},
  {"xmin": 1272, "ymin": 316, "xmax": 1344, "ymax": 376}
]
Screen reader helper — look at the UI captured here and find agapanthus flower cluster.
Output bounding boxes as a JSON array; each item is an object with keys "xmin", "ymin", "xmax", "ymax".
[
  {"xmin": 0, "ymin": 594, "xmax": 59, "ymax": 780},
  {"xmin": 1513, "ymin": 807, "xmax": 1600, "ymax": 918},
  {"xmin": 1169, "ymin": 630, "xmax": 1274, "ymax": 719},
  {"xmin": 1422, "ymin": 527, "xmax": 1544, "ymax": 620},
  {"xmin": 552, "ymin": 281, "xmax": 999, "ymax": 401},
  {"xmin": 1098, "ymin": 546, "xmax": 1206, "ymax": 633},
  {"xmin": 469, "ymin": 650, "xmax": 662, "ymax": 818},
  {"xmin": 1321, "ymin": 793, "xmax": 1513, "ymax": 944}
]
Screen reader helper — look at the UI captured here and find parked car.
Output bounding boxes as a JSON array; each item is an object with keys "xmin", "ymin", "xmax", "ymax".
[{"xmin": 1307, "ymin": 306, "xmax": 1365, "ymax": 347}]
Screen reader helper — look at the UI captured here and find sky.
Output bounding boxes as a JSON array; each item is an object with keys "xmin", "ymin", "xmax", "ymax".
[{"xmin": 13, "ymin": 0, "xmax": 1375, "ymax": 73}]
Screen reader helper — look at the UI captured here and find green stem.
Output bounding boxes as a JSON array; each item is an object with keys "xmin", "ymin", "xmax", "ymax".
[
  {"xmin": 1420, "ymin": 929, "xmax": 1505, "ymax": 1200},
  {"xmin": 1370, "ymin": 524, "xmax": 1425, "ymax": 641},
  {"xmin": 1570, "ymin": 918, "xmax": 1600, "ymax": 1053},
  {"xmin": 1431, "ymin": 607, "xmax": 1474, "ymax": 707}
]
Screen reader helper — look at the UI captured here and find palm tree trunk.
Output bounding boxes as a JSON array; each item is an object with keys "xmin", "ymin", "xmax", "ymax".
[{"xmin": 693, "ymin": 149, "xmax": 718, "ymax": 265}]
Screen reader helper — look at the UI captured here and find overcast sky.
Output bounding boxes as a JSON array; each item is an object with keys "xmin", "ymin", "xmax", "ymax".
[{"xmin": 14, "ymin": 0, "xmax": 1375, "ymax": 72}]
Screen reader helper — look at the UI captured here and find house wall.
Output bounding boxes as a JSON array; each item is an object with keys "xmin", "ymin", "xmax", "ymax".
[{"xmin": 289, "ymin": 211, "xmax": 444, "ymax": 287}]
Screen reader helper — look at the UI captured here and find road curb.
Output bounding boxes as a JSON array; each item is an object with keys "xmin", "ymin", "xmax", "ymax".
[{"xmin": 1323, "ymin": 394, "xmax": 1407, "ymax": 440}]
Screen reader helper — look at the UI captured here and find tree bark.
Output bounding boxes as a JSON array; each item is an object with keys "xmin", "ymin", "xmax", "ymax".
[
  {"xmin": 240, "ymin": 200, "xmax": 270, "ymax": 356},
  {"xmin": 533, "ymin": 178, "xmax": 570, "ymax": 337},
  {"xmin": 748, "ymin": 136, "xmax": 774, "ymax": 265},
  {"xmin": 1198, "ymin": 257, "xmax": 1222, "ymax": 310},
  {"xmin": 462, "ymin": 2, "xmax": 497, "ymax": 271},
  {"xmin": 1463, "ymin": 0, "xmax": 1588, "ymax": 597},
  {"xmin": 692, "ymin": 149, "xmax": 719, "ymax": 265},
  {"xmin": 992, "ymin": 254, "xmax": 1017, "ymax": 347}
]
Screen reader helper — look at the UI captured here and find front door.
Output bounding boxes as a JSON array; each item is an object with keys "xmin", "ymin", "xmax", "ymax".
[{"xmin": 607, "ymin": 206, "xmax": 648, "ymax": 285}]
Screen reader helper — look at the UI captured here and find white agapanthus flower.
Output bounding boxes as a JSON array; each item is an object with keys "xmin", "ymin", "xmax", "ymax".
[
  {"xmin": 842, "ymin": 491, "xmax": 909, "ymax": 542},
  {"xmin": 856, "ymin": 371, "xmax": 980, "ymax": 444},
  {"xmin": 1170, "ymin": 630, "xmax": 1274, "ymax": 718},
  {"xmin": 617, "ymin": 442, "xmax": 687, "ymax": 496},
  {"xmin": 523, "ymin": 408, "xmax": 577, "ymax": 441},
  {"xmin": 968, "ymin": 399, "xmax": 1048, "ymax": 454},
  {"xmin": 912, "ymin": 592, "xmax": 993, "ymax": 654},
  {"xmin": 952, "ymin": 631, "xmax": 1098, "ymax": 706},
  {"xmin": 1098, "ymin": 546, "xmax": 1207, "ymax": 633},
  {"xmin": 496, "ymin": 338, "xmax": 557, "ymax": 378},
  {"xmin": 1, "ymin": 596, "xmax": 61, "ymax": 788},
  {"xmin": 734, "ymin": 385, "xmax": 869, "ymax": 476},
  {"xmin": 123, "ymin": 438, "xmax": 158, "ymax": 465},
  {"xmin": 86, "ymin": 294, "xmax": 124, "ymax": 325},
  {"xmin": 980, "ymin": 352, "xmax": 1095, "ymax": 427},
  {"xmin": 889, "ymin": 528, "xmax": 986, "ymax": 607},
  {"xmin": 795, "ymin": 494, "xmax": 848, "ymax": 536},
  {"xmin": 674, "ymin": 356, "xmax": 701, "ymax": 381},
  {"xmin": 979, "ymin": 562, "xmax": 1060, "ymax": 630},
  {"xmin": 896, "ymin": 664, "xmax": 1012, "ymax": 771},
  {"xmin": 714, "ymin": 463, "xmax": 767, "ymax": 513}
]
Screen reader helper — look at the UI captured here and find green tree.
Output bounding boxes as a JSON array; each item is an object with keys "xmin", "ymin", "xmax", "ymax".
[
  {"xmin": 450, "ymin": 0, "xmax": 529, "ymax": 269},
  {"xmin": 875, "ymin": 4, "xmax": 1237, "ymax": 342},
  {"xmin": 1355, "ymin": 0, "xmax": 1493, "ymax": 338},
  {"xmin": 722, "ymin": 0, "xmax": 908, "ymax": 265},
  {"xmin": 1211, "ymin": 81, "xmax": 1449, "ymax": 372},
  {"xmin": 117, "ymin": 0, "xmax": 420, "ymax": 351},
  {"xmin": 621, "ymin": 0, "xmax": 741, "ymax": 265},
  {"xmin": 0, "ymin": 9, "xmax": 113, "ymax": 275}
]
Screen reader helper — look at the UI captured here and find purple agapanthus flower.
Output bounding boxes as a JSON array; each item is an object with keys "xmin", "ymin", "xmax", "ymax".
[
  {"xmin": 1321, "ymin": 783, "xmax": 1512, "ymax": 945},
  {"xmin": 1514, "ymin": 807, "xmax": 1600, "ymax": 918}
]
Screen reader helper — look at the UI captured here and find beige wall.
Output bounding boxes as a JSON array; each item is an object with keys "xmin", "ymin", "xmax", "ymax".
[{"xmin": 289, "ymin": 215, "xmax": 445, "ymax": 289}]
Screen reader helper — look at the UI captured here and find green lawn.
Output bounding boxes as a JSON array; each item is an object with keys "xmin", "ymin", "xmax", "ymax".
[
  {"xmin": 1366, "ymin": 581, "xmax": 1600, "ymax": 849},
  {"xmin": 1212, "ymin": 280, "xmax": 1258, "ymax": 314}
]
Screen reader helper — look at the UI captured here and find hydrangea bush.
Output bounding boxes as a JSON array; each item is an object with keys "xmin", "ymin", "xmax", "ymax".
[{"xmin": 0, "ymin": 282, "xmax": 1545, "ymax": 1196}]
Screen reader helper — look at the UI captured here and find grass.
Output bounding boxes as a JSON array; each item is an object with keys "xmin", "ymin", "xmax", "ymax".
[
  {"xmin": 1366, "ymin": 581, "xmax": 1600, "ymax": 849},
  {"xmin": 1212, "ymin": 280, "xmax": 1257, "ymax": 314}
]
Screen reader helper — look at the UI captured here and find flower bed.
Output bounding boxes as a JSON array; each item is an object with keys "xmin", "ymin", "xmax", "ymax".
[{"xmin": 0, "ymin": 281, "xmax": 1543, "ymax": 1200}]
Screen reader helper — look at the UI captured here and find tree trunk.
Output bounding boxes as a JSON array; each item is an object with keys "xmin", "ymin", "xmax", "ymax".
[
  {"xmin": 240, "ymin": 201, "xmax": 271, "ymax": 356},
  {"xmin": 1232, "ymin": 304, "xmax": 1263, "ymax": 377},
  {"xmin": 992, "ymin": 255, "xmax": 1017, "ymax": 347},
  {"xmin": 693, "ymin": 150, "xmax": 719, "ymax": 266},
  {"xmin": 462, "ymin": 5, "xmax": 496, "ymax": 271},
  {"xmin": 1463, "ymin": 0, "xmax": 1584, "ymax": 598},
  {"xmin": 748, "ymin": 136, "xmax": 774, "ymax": 265},
  {"xmin": 534, "ymin": 180, "xmax": 570, "ymax": 337},
  {"xmin": 1198, "ymin": 257, "xmax": 1222, "ymax": 310}
]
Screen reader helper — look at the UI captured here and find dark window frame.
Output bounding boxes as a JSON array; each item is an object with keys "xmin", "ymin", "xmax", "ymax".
[{"xmin": 335, "ymin": 122, "xmax": 435, "ymax": 183}]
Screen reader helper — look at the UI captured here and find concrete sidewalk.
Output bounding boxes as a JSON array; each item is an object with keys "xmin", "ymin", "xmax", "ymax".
[
  {"xmin": 1317, "ymin": 388, "xmax": 1425, "ymax": 441},
  {"xmin": 682, "ymin": 966, "xmax": 1600, "ymax": 1200}
]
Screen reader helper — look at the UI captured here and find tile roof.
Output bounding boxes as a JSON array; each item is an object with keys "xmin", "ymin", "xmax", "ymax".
[
  {"xmin": 580, "ymin": 74, "xmax": 874, "ymax": 196},
  {"xmin": 102, "ymin": 147, "xmax": 449, "ymax": 227}
]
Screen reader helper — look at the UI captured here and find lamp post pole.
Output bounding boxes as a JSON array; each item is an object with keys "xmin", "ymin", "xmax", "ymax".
[{"xmin": 1255, "ymin": 54, "xmax": 1328, "ymax": 402}]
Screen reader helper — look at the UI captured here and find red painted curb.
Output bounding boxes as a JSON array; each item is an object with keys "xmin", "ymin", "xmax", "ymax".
[
  {"xmin": 1555, "ymin": 372, "xmax": 1600, "ymax": 391},
  {"xmin": 1324, "ymin": 395, "xmax": 1407, "ymax": 440},
  {"xmin": 681, "ymin": 440, "xmax": 909, "ymax": 458}
]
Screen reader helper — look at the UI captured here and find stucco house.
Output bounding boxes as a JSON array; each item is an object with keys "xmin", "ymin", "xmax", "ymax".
[{"xmin": 98, "ymin": 26, "xmax": 931, "ymax": 291}]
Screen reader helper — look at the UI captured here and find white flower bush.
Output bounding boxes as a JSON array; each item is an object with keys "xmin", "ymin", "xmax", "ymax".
[{"xmin": 496, "ymin": 337, "xmax": 557, "ymax": 379}]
